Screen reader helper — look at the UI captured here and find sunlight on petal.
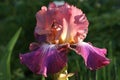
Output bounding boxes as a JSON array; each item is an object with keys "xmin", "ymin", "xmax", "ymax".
[
  {"xmin": 35, "ymin": 2, "xmax": 89, "ymax": 43},
  {"xmin": 76, "ymin": 42, "xmax": 110, "ymax": 70},
  {"xmin": 19, "ymin": 43, "xmax": 68, "ymax": 77}
]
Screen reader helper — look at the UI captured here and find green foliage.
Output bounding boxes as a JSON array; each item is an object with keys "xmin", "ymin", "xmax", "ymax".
[
  {"xmin": 0, "ymin": 0, "xmax": 120, "ymax": 80},
  {"xmin": 0, "ymin": 28, "xmax": 22, "ymax": 80}
]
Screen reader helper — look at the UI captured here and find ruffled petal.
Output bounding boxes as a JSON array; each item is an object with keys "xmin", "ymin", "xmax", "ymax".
[
  {"xmin": 19, "ymin": 43, "xmax": 68, "ymax": 77},
  {"xmin": 75, "ymin": 42, "xmax": 110, "ymax": 70},
  {"xmin": 35, "ymin": 6, "xmax": 52, "ymax": 35},
  {"xmin": 68, "ymin": 5, "xmax": 89, "ymax": 42},
  {"xmin": 35, "ymin": 2, "xmax": 89, "ymax": 43}
]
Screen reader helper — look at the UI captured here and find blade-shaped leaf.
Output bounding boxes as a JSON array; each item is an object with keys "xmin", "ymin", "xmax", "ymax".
[{"xmin": 0, "ymin": 28, "xmax": 22, "ymax": 80}]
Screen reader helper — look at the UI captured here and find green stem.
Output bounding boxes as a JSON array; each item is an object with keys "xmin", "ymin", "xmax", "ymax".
[
  {"xmin": 52, "ymin": 66, "xmax": 69, "ymax": 80},
  {"xmin": 51, "ymin": 65, "xmax": 74, "ymax": 80}
]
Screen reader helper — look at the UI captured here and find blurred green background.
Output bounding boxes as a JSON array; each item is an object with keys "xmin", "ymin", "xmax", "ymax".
[{"xmin": 0, "ymin": 0, "xmax": 120, "ymax": 80}]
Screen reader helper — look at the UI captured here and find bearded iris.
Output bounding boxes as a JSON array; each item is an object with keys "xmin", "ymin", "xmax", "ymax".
[{"xmin": 19, "ymin": 2, "xmax": 110, "ymax": 77}]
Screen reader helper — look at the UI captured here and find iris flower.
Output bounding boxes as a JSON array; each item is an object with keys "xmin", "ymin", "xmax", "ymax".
[{"xmin": 19, "ymin": 2, "xmax": 110, "ymax": 77}]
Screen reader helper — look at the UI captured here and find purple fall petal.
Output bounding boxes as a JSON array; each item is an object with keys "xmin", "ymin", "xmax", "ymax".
[
  {"xmin": 20, "ymin": 43, "xmax": 68, "ymax": 77},
  {"xmin": 76, "ymin": 42, "xmax": 110, "ymax": 70}
]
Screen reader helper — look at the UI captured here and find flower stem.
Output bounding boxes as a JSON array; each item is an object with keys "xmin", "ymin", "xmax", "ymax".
[{"xmin": 52, "ymin": 65, "xmax": 69, "ymax": 80}]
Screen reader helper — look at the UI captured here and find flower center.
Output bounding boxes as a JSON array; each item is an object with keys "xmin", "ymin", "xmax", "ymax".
[{"xmin": 47, "ymin": 21, "xmax": 63, "ymax": 44}]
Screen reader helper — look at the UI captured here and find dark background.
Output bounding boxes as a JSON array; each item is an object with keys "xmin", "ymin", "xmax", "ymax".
[{"xmin": 0, "ymin": 0, "xmax": 120, "ymax": 80}]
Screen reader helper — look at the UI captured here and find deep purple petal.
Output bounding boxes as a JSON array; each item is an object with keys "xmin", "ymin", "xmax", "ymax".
[
  {"xmin": 19, "ymin": 43, "xmax": 68, "ymax": 77},
  {"xmin": 76, "ymin": 42, "xmax": 110, "ymax": 70},
  {"xmin": 34, "ymin": 33, "xmax": 47, "ymax": 42}
]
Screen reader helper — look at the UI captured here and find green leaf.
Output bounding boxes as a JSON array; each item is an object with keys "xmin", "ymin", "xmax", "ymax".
[
  {"xmin": 41, "ymin": 76, "xmax": 45, "ymax": 80},
  {"xmin": 0, "ymin": 28, "xmax": 22, "ymax": 80}
]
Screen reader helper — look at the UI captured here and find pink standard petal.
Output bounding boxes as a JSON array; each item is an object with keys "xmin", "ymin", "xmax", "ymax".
[
  {"xmin": 69, "ymin": 5, "xmax": 89, "ymax": 40},
  {"xmin": 19, "ymin": 43, "xmax": 68, "ymax": 77},
  {"xmin": 35, "ymin": 3, "xmax": 89, "ymax": 43},
  {"xmin": 76, "ymin": 42, "xmax": 110, "ymax": 70},
  {"xmin": 35, "ymin": 3, "xmax": 70, "ymax": 35},
  {"xmin": 35, "ymin": 6, "xmax": 53, "ymax": 35},
  {"xmin": 59, "ymin": 3, "xmax": 89, "ymax": 43}
]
